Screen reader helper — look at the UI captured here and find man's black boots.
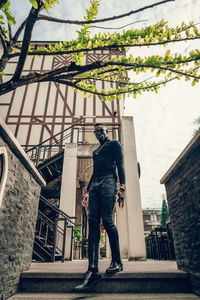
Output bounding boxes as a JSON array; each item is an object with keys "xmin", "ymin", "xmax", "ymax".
[
  {"xmin": 74, "ymin": 268, "xmax": 102, "ymax": 292},
  {"xmin": 106, "ymin": 261, "xmax": 123, "ymax": 274}
]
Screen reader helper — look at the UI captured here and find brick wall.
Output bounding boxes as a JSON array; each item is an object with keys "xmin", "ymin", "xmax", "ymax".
[
  {"xmin": 161, "ymin": 132, "xmax": 200, "ymax": 296},
  {"xmin": 0, "ymin": 125, "xmax": 44, "ymax": 299}
]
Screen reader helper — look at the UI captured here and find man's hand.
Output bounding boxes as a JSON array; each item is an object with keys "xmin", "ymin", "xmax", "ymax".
[
  {"xmin": 81, "ymin": 192, "xmax": 89, "ymax": 207},
  {"xmin": 117, "ymin": 184, "xmax": 126, "ymax": 207}
]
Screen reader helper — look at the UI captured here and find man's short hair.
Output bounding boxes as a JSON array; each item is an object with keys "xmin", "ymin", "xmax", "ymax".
[
  {"xmin": 94, "ymin": 123, "xmax": 108, "ymax": 134},
  {"xmin": 94, "ymin": 123, "xmax": 104, "ymax": 128}
]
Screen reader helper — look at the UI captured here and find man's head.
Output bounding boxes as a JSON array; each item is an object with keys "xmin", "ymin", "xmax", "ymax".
[{"xmin": 94, "ymin": 123, "xmax": 108, "ymax": 143}]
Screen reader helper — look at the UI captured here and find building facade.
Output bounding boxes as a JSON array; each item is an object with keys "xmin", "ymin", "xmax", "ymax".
[
  {"xmin": 142, "ymin": 209, "xmax": 162, "ymax": 234},
  {"xmin": 0, "ymin": 44, "xmax": 146, "ymax": 261},
  {"xmin": 0, "ymin": 44, "xmax": 123, "ymax": 148}
]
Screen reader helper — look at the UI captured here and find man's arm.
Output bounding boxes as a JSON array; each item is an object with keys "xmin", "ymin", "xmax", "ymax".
[
  {"xmin": 112, "ymin": 141, "xmax": 126, "ymax": 207},
  {"xmin": 81, "ymin": 173, "xmax": 94, "ymax": 207},
  {"xmin": 112, "ymin": 141, "xmax": 125, "ymax": 185},
  {"xmin": 86, "ymin": 173, "xmax": 94, "ymax": 192}
]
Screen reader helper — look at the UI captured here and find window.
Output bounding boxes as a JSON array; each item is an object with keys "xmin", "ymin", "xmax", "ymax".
[
  {"xmin": 0, "ymin": 146, "xmax": 8, "ymax": 208},
  {"xmin": 143, "ymin": 215, "xmax": 151, "ymax": 221},
  {"xmin": 157, "ymin": 215, "xmax": 161, "ymax": 222}
]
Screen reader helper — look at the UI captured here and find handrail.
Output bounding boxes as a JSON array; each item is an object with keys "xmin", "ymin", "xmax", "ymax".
[
  {"xmin": 26, "ymin": 123, "xmax": 76, "ymax": 153},
  {"xmin": 34, "ymin": 195, "xmax": 80, "ymax": 262},
  {"xmin": 40, "ymin": 195, "xmax": 77, "ymax": 223},
  {"xmin": 22, "ymin": 123, "xmax": 120, "ymax": 166},
  {"xmin": 37, "ymin": 210, "xmax": 55, "ymax": 226},
  {"xmin": 25, "ymin": 122, "xmax": 120, "ymax": 153}
]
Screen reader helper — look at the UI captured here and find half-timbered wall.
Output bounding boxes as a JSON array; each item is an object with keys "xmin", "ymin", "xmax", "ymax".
[{"xmin": 0, "ymin": 44, "xmax": 124, "ymax": 147}]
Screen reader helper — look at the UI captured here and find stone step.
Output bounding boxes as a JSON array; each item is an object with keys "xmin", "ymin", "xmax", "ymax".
[
  {"xmin": 19, "ymin": 271, "xmax": 192, "ymax": 293},
  {"xmin": 9, "ymin": 292, "xmax": 200, "ymax": 300},
  {"xmin": 17, "ymin": 260, "xmax": 195, "ymax": 294}
]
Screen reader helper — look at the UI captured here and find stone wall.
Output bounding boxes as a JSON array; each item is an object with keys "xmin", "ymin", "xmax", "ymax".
[
  {"xmin": 0, "ymin": 119, "xmax": 45, "ymax": 299},
  {"xmin": 161, "ymin": 131, "xmax": 200, "ymax": 296}
]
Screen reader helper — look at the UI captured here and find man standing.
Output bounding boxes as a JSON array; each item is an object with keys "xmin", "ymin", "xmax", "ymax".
[{"xmin": 75, "ymin": 123, "xmax": 126, "ymax": 292}]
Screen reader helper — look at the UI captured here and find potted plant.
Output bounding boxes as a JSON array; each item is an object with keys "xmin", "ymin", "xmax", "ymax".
[{"xmin": 73, "ymin": 226, "xmax": 83, "ymax": 259}]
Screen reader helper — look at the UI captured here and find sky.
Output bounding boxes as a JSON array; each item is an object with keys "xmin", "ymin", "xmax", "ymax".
[{"xmin": 9, "ymin": 0, "xmax": 200, "ymax": 208}]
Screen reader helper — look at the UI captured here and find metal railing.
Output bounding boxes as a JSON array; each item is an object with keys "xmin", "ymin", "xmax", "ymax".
[
  {"xmin": 33, "ymin": 195, "xmax": 79, "ymax": 262},
  {"xmin": 22, "ymin": 123, "xmax": 120, "ymax": 166},
  {"xmin": 145, "ymin": 223, "xmax": 176, "ymax": 260}
]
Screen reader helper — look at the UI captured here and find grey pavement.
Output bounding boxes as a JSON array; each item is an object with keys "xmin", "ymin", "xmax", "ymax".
[
  {"xmin": 9, "ymin": 292, "xmax": 200, "ymax": 300},
  {"xmin": 23, "ymin": 259, "xmax": 182, "ymax": 274}
]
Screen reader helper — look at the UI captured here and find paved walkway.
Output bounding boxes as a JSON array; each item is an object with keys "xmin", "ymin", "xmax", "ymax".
[
  {"xmin": 9, "ymin": 292, "xmax": 200, "ymax": 300},
  {"xmin": 23, "ymin": 259, "xmax": 182, "ymax": 274}
]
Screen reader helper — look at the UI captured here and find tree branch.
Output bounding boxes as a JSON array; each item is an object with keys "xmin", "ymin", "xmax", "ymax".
[
  {"xmin": 57, "ymin": 74, "xmax": 154, "ymax": 87},
  {"xmin": 0, "ymin": 60, "xmax": 102, "ymax": 95},
  {"xmin": 8, "ymin": 22, "xmax": 12, "ymax": 41},
  {"xmin": 88, "ymin": 19, "xmax": 148, "ymax": 30},
  {"xmin": 8, "ymin": 35, "xmax": 200, "ymax": 59},
  {"xmin": 38, "ymin": 0, "xmax": 174, "ymax": 25},
  {"xmin": 108, "ymin": 61, "xmax": 200, "ymax": 79},
  {"xmin": 51, "ymin": 75, "xmax": 177, "ymax": 97},
  {"xmin": 0, "ymin": 58, "xmax": 198, "ymax": 97},
  {"xmin": 11, "ymin": 20, "xmax": 197, "ymax": 55},
  {"xmin": 0, "ymin": 0, "xmax": 8, "ymax": 10},
  {"xmin": 12, "ymin": 19, "xmax": 27, "ymax": 45},
  {"xmin": 12, "ymin": 2, "xmax": 43, "ymax": 81},
  {"xmin": 0, "ymin": 25, "xmax": 8, "ymax": 56}
]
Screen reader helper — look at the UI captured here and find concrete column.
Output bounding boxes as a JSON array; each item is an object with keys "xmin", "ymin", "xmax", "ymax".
[
  {"xmin": 121, "ymin": 116, "xmax": 146, "ymax": 260},
  {"xmin": 116, "ymin": 205, "xmax": 129, "ymax": 258},
  {"xmin": 60, "ymin": 143, "xmax": 77, "ymax": 259}
]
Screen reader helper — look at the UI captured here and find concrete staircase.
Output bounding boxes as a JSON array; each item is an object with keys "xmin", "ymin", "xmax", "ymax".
[
  {"xmin": 19, "ymin": 268, "xmax": 191, "ymax": 293},
  {"xmin": 8, "ymin": 260, "xmax": 200, "ymax": 299}
]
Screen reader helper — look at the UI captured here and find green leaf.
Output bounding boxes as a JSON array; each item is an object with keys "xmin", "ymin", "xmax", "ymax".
[
  {"xmin": 164, "ymin": 49, "xmax": 171, "ymax": 58},
  {"xmin": 4, "ymin": 10, "xmax": 15, "ymax": 24},
  {"xmin": 192, "ymin": 79, "xmax": 196, "ymax": 86},
  {"xmin": 185, "ymin": 29, "xmax": 190, "ymax": 37},
  {"xmin": 137, "ymin": 36, "xmax": 141, "ymax": 43},
  {"xmin": 156, "ymin": 70, "xmax": 161, "ymax": 77},
  {"xmin": 29, "ymin": 0, "xmax": 38, "ymax": 9},
  {"xmin": 2, "ymin": 1, "xmax": 10, "ymax": 10},
  {"xmin": 0, "ymin": 72, "xmax": 5, "ymax": 76}
]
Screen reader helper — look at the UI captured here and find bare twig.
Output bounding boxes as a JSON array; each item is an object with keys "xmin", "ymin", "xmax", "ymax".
[
  {"xmin": 90, "ymin": 20, "xmax": 148, "ymax": 30},
  {"xmin": 37, "ymin": 0, "xmax": 174, "ymax": 25}
]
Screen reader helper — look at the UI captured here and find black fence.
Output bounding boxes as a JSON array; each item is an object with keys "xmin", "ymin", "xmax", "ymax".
[{"xmin": 145, "ymin": 223, "xmax": 176, "ymax": 260}]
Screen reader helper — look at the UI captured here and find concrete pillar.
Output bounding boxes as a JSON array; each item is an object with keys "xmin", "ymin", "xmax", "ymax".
[
  {"xmin": 116, "ymin": 205, "xmax": 129, "ymax": 258},
  {"xmin": 60, "ymin": 143, "xmax": 77, "ymax": 259},
  {"xmin": 121, "ymin": 116, "xmax": 146, "ymax": 260}
]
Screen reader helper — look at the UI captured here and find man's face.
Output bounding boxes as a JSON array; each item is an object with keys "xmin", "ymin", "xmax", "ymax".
[{"xmin": 94, "ymin": 125, "xmax": 108, "ymax": 142}]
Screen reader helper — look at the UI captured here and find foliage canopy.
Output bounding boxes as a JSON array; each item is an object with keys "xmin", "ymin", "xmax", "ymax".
[{"xmin": 0, "ymin": 0, "xmax": 200, "ymax": 100}]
